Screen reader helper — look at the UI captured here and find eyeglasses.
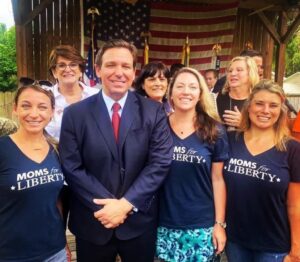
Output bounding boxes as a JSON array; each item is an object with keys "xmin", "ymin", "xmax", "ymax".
[
  {"xmin": 19, "ymin": 77, "xmax": 53, "ymax": 91},
  {"xmin": 55, "ymin": 63, "xmax": 79, "ymax": 71}
]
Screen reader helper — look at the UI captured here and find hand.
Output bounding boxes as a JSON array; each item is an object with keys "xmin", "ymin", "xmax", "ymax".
[
  {"xmin": 65, "ymin": 244, "xmax": 72, "ymax": 262},
  {"xmin": 223, "ymin": 106, "xmax": 241, "ymax": 127},
  {"xmin": 213, "ymin": 224, "xmax": 226, "ymax": 255},
  {"xmin": 93, "ymin": 198, "xmax": 133, "ymax": 229}
]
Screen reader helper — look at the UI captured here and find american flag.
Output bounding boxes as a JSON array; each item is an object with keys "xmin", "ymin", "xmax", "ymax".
[
  {"xmin": 84, "ymin": 0, "xmax": 238, "ymax": 75},
  {"xmin": 84, "ymin": 39, "xmax": 99, "ymax": 87}
]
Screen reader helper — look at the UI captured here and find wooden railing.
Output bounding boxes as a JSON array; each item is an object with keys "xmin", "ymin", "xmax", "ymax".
[{"xmin": 0, "ymin": 91, "xmax": 15, "ymax": 119}]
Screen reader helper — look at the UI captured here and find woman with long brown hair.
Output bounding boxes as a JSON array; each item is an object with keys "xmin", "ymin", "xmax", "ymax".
[{"xmin": 156, "ymin": 67, "xmax": 228, "ymax": 261}]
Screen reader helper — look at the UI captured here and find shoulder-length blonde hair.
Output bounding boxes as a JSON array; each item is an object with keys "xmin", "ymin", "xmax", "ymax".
[
  {"xmin": 222, "ymin": 56, "xmax": 260, "ymax": 94},
  {"xmin": 239, "ymin": 79, "xmax": 291, "ymax": 151},
  {"xmin": 168, "ymin": 67, "xmax": 221, "ymax": 143}
]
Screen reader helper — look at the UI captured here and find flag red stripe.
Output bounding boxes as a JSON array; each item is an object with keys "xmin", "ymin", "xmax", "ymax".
[
  {"xmin": 150, "ymin": 29, "xmax": 235, "ymax": 39},
  {"xmin": 150, "ymin": 15, "xmax": 236, "ymax": 26},
  {"xmin": 149, "ymin": 42, "xmax": 233, "ymax": 52},
  {"xmin": 137, "ymin": 55, "xmax": 232, "ymax": 65},
  {"xmin": 151, "ymin": 2, "xmax": 238, "ymax": 12}
]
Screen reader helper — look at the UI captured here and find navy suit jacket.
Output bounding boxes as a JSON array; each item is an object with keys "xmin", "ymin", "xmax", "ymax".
[{"xmin": 59, "ymin": 90, "xmax": 173, "ymax": 245}]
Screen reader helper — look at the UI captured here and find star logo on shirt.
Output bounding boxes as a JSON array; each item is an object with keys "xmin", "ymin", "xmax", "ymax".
[
  {"xmin": 11, "ymin": 185, "xmax": 16, "ymax": 190},
  {"xmin": 276, "ymin": 178, "xmax": 281, "ymax": 182}
]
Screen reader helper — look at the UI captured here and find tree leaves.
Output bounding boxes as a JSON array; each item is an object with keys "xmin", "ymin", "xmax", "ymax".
[
  {"xmin": 0, "ymin": 24, "xmax": 17, "ymax": 92},
  {"xmin": 286, "ymin": 31, "xmax": 300, "ymax": 77}
]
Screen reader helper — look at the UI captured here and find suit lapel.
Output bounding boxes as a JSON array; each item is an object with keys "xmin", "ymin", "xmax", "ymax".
[
  {"xmin": 118, "ymin": 92, "xmax": 138, "ymax": 150},
  {"xmin": 90, "ymin": 91, "xmax": 119, "ymax": 160}
]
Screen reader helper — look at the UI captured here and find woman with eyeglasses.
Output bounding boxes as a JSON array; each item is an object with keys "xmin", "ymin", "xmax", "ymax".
[
  {"xmin": 46, "ymin": 45, "xmax": 99, "ymax": 141},
  {"xmin": 0, "ymin": 81, "xmax": 68, "ymax": 261},
  {"xmin": 45, "ymin": 45, "xmax": 99, "ymax": 238},
  {"xmin": 224, "ymin": 80, "xmax": 300, "ymax": 262}
]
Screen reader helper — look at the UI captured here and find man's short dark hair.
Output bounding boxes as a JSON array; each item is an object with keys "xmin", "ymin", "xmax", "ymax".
[
  {"xmin": 170, "ymin": 63, "xmax": 185, "ymax": 77},
  {"xmin": 95, "ymin": 39, "xmax": 138, "ymax": 68},
  {"xmin": 204, "ymin": 69, "xmax": 218, "ymax": 79},
  {"xmin": 239, "ymin": 49, "xmax": 263, "ymax": 58}
]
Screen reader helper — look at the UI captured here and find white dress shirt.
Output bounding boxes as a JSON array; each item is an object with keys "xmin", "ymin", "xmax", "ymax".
[
  {"xmin": 102, "ymin": 90, "xmax": 128, "ymax": 120},
  {"xmin": 46, "ymin": 82, "xmax": 100, "ymax": 140}
]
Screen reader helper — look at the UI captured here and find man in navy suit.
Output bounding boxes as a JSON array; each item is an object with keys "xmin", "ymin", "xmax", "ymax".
[{"xmin": 59, "ymin": 39, "xmax": 173, "ymax": 262}]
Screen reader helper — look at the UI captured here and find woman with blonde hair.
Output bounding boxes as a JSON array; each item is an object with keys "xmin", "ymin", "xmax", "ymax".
[
  {"xmin": 156, "ymin": 67, "xmax": 228, "ymax": 261},
  {"xmin": 224, "ymin": 80, "xmax": 300, "ymax": 261},
  {"xmin": 217, "ymin": 56, "xmax": 259, "ymax": 131}
]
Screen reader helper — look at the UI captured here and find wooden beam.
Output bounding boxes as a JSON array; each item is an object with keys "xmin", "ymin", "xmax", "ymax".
[
  {"xmin": 15, "ymin": 25, "xmax": 27, "ymax": 78},
  {"xmin": 282, "ymin": 14, "xmax": 300, "ymax": 44},
  {"xmin": 22, "ymin": 0, "xmax": 54, "ymax": 26},
  {"xmin": 275, "ymin": 12, "xmax": 287, "ymax": 86},
  {"xmin": 257, "ymin": 12, "xmax": 281, "ymax": 44},
  {"xmin": 11, "ymin": 0, "xmax": 27, "ymax": 25},
  {"xmin": 262, "ymin": 14, "xmax": 276, "ymax": 80}
]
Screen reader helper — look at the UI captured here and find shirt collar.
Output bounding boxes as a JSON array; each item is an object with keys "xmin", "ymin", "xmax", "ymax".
[
  {"xmin": 102, "ymin": 90, "xmax": 128, "ymax": 112},
  {"xmin": 52, "ymin": 82, "xmax": 91, "ymax": 99}
]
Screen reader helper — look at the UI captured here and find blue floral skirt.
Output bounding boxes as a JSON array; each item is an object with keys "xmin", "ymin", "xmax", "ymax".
[{"xmin": 156, "ymin": 226, "xmax": 214, "ymax": 262}]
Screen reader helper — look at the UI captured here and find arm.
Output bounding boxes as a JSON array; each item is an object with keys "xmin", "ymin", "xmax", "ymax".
[
  {"xmin": 284, "ymin": 182, "xmax": 300, "ymax": 262},
  {"xmin": 59, "ymin": 108, "xmax": 115, "ymax": 212},
  {"xmin": 212, "ymin": 162, "xmax": 227, "ymax": 254},
  {"xmin": 57, "ymin": 196, "xmax": 72, "ymax": 262}
]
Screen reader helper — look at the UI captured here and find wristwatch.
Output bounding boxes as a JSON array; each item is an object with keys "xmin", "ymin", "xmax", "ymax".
[{"xmin": 215, "ymin": 221, "xmax": 227, "ymax": 229}]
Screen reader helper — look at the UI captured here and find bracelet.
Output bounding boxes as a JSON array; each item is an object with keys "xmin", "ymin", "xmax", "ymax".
[{"xmin": 215, "ymin": 221, "xmax": 227, "ymax": 229}]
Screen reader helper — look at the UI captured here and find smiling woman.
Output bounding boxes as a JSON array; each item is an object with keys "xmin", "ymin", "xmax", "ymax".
[
  {"xmin": 224, "ymin": 79, "xmax": 300, "ymax": 262},
  {"xmin": 156, "ymin": 67, "xmax": 228, "ymax": 262},
  {"xmin": 46, "ymin": 45, "xmax": 99, "ymax": 141},
  {"xmin": 0, "ymin": 83, "xmax": 68, "ymax": 261},
  {"xmin": 134, "ymin": 61, "xmax": 171, "ymax": 114}
]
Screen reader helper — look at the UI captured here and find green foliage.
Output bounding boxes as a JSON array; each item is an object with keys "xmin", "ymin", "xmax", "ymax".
[
  {"xmin": 0, "ymin": 24, "xmax": 17, "ymax": 92},
  {"xmin": 286, "ymin": 32, "xmax": 300, "ymax": 77}
]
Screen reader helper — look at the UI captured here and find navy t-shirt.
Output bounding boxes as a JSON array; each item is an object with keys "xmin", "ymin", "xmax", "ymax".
[
  {"xmin": 0, "ymin": 136, "xmax": 66, "ymax": 262},
  {"xmin": 159, "ymin": 127, "xmax": 228, "ymax": 229},
  {"xmin": 224, "ymin": 132, "xmax": 300, "ymax": 252}
]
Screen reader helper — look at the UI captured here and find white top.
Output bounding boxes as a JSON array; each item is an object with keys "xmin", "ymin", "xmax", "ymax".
[{"xmin": 46, "ymin": 82, "xmax": 100, "ymax": 141}]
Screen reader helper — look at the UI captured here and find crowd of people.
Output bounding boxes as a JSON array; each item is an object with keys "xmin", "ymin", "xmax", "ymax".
[{"xmin": 0, "ymin": 38, "xmax": 299, "ymax": 262}]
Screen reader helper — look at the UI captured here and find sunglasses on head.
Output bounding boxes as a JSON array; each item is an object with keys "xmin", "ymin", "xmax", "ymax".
[{"xmin": 19, "ymin": 77, "xmax": 53, "ymax": 91}]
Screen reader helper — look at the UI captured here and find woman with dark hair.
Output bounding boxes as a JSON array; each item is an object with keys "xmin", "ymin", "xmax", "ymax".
[
  {"xmin": 156, "ymin": 67, "xmax": 228, "ymax": 261},
  {"xmin": 224, "ymin": 80, "xmax": 300, "ymax": 262},
  {"xmin": 134, "ymin": 61, "xmax": 171, "ymax": 113},
  {"xmin": 0, "ymin": 81, "xmax": 67, "ymax": 261},
  {"xmin": 46, "ymin": 45, "xmax": 99, "ymax": 140}
]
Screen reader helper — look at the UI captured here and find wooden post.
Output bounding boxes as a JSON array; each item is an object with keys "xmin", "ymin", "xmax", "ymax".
[
  {"xmin": 12, "ymin": 0, "xmax": 30, "ymax": 79},
  {"xmin": 262, "ymin": 13, "xmax": 276, "ymax": 80},
  {"xmin": 275, "ymin": 12, "xmax": 287, "ymax": 86}
]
